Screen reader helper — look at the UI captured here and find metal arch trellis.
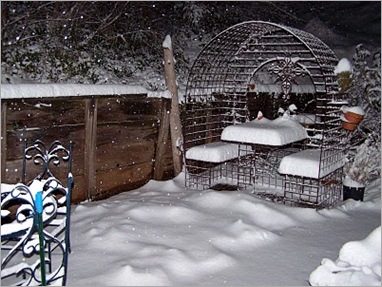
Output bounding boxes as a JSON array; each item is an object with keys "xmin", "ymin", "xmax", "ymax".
[
  {"xmin": 184, "ymin": 21, "xmax": 341, "ymax": 148},
  {"xmin": 183, "ymin": 21, "xmax": 348, "ymax": 209},
  {"xmin": 185, "ymin": 20, "xmax": 339, "ymax": 98}
]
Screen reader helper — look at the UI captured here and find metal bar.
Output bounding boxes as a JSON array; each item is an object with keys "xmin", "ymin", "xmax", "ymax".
[{"xmin": 35, "ymin": 191, "xmax": 47, "ymax": 286}]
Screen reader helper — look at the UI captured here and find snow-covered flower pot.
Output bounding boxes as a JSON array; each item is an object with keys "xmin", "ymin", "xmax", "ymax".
[
  {"xmin": 340, "ymin": 106, "xmax": 365, "ymax": 131},
  {"xmin": 344, "ymin": 111, "xmax": 364, "ymax": 124}
]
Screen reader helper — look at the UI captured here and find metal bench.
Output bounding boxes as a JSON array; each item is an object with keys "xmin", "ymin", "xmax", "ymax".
[
  {"xmin": 278, "ymin": 148, "xmax": 345, "ymax": 209},
  {"xmin": 185, "ymin": 141, "xmax": 244, "ymax": 190}
]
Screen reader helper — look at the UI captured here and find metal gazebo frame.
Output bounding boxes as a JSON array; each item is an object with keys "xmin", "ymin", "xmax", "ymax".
[{"xmin": 183, "ymin": 21, "xmax": 348, "ymax": 209}]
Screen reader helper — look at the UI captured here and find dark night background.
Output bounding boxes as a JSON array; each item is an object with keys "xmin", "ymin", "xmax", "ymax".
[{"xmin": 289, "ymin": 1, "xmax": 381, "ymax": 59}]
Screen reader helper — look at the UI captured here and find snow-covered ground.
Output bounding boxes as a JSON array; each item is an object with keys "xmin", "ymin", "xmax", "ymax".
[{"xmin": 66, "ymin": 173, "xmax": 381, "ymax": 286}]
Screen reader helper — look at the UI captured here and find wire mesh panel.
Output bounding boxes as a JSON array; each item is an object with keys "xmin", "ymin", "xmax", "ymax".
[
  {"xmin": 184, "ymin": 21, "xmax": 339, "ymax": 151},
  {"xmin": 283, "ymin": 167, "xmax": 343, "ymax": 209},
  {"xmin": 236, "ymin": 144, "xmax": 255, "ymax": 189},
  {"xmin": 185, "ymin": 160, "xmax": 238, "ymax": 190},
  {"xmin": 253, "ymin": 146, "xmax": 301, "ymax": 190}
]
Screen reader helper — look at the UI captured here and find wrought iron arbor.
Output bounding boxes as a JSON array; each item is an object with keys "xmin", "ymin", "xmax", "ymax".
[{"xmin": 184, "ymin": 21, "xmax": 347, "ymax": 208}]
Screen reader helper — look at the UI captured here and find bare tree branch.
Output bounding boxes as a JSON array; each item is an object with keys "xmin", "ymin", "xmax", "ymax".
[{"xmin": 77, "ymin": 2, "xmax": 129, "ymax": 47}]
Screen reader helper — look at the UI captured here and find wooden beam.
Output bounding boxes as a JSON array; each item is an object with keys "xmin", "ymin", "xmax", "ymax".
[
  {"xmin": 84, "ymin": 98, "xmax": 97, "ymax": 200},
  {"xmin": 153, "ymin": 98, "xmax": 171, "ymax": 180},
  {"xmin": 1, "ymin": 102, "xmax": 7, "ymax": 182},
  {"xmin": 163, "ymin": 35, "xmax": 183, "ymax": 175}
]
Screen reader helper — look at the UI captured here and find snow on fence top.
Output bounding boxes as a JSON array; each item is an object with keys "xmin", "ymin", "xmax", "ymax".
[{"xmin": 1, "ymin": 84, "xmax": 171, "ymax": 99}]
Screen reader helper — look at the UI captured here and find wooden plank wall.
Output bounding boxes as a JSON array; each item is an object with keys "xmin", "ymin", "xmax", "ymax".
[{"xmin": 1, "ymin": 94, "xmax": 174, "ymax": 203}]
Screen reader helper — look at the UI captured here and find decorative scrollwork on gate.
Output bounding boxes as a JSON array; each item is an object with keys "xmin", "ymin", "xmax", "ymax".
[
  {"xmin": 1, "ymin": 178, "xmax": 68, "ymax": 285},
  {"xmin": 2, "ymin": 140, "xmax": 73, "ymax": 286},
  {"xmin": 23, "ymin": 140, "xmax": 71, "ymax": 182}
]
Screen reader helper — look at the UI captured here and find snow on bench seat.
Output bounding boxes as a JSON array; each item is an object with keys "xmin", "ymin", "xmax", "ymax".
[
  {"xmin": 278, "ymin": 149, "xmax": 345, "ymax": 179},
  {"xmin": 221, "ymin": 116, "xmax": 308, "ymax": 146},
  {"xmin": 185, "ymin": 142, "xmax": 240, "ymax": 163}
]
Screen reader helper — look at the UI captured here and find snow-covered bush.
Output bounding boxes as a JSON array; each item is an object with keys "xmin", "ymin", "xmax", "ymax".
[
  {"xmin": 1, "ymin": 2, "xmax": 190, "ymax": 85},
  {"xmin": 339, "ymin": 45, "xmax": 381, "ymax": 186},
  {"xmin": 344, "ymin": 135, "xmax": 381, "ymax": 187},
  {"xmin": 309, "ymin": 226, "xmax": 381, "ymax": 286},
  {"xmin": 2, "ymin": 2, "xmax": 315, "ymax": 86},
  {"xmin": 347, "ymin": 44, "xmax": 381, "ymax": 137},
  {"xmin": 335, "ymin": 58, "xmax": 353, "ymax": 92}
]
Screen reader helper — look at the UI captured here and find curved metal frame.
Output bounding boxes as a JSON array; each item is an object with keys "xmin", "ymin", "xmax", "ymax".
[
  {"xmin": 183, "ymin": 21, "xmax": 347, "ymax": 209},
  {"xmin": 1, "ymin": 140, "xmax": 73, "ymax": 285},
  {"xmin": 184, "ymin": 21, "xmax": 341, "ymax": 149}
]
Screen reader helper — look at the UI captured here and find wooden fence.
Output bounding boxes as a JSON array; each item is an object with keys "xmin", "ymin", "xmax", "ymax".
[{"xmin": 1, "ymin": 94, "xmax": 174, "ymax": 203}]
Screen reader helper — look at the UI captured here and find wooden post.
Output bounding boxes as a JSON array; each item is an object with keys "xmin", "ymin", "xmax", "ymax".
[
  {"xmin": 1, "ymin": 102, "xmax": 7, "ymax": 182},
  {"xmin": 84, "ymin": 98, "xmax": 97, "ymax": 200},
  {"xmin": 153, "ymin": 99, "xmax": 171, "ymax": 180},
  {"xmin": 163, "ymin": 35, "xmax": 183, "ymax": 175}
]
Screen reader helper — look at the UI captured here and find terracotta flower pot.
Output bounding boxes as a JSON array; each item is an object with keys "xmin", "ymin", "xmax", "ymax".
[
  {"xmin": 344, "ymin": 111, "xmax": 364, "ymax": 124},
  {"xmin": 342, "ymin": 121, "xmax": 357, "ymax": 131}
]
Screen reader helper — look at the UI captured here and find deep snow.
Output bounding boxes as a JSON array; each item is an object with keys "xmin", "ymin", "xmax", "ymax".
[{"xmin": 66, "ymin": 173, "xmax": 380, "ymax": 286}]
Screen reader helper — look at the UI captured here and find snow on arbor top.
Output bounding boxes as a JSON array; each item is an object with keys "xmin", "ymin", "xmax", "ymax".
[
  {"xmin": 221, "ymin": 116, "xmax": 308, "ymax": 146},
  {"xmin": 334, "ymin": 58, "xmax": 353, "ymax": 74},
  {"xmin": 1, "ymin": 84, "xmax": 171, "ymax": 99}
]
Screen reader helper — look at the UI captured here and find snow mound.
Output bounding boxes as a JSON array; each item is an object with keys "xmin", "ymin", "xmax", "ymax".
[
  {"xmin": 57, "ymin": 173, "xmax": 380, "ymax": 285},
  {"xmin": 309, "ymin": 226, "xmax": 381, "ymax": 286}
]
